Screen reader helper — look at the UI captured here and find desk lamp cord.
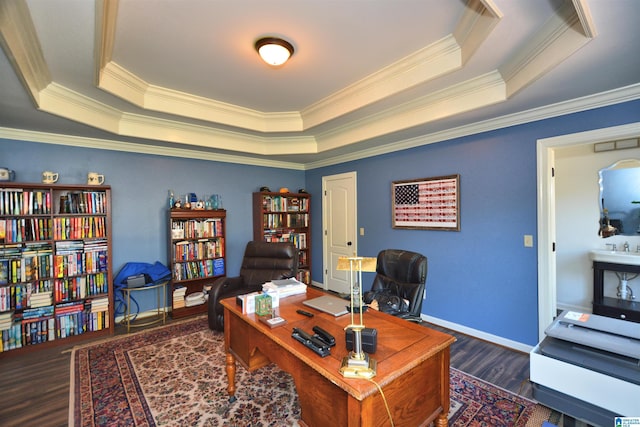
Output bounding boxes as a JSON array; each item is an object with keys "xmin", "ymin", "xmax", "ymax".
[{"xmin": 365, "ymin": 377, "xmax": 395, "ymax": 427}]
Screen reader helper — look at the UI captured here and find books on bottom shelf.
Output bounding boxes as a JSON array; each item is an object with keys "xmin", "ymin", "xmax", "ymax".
[
  {"xmin": 262, "ymin": 277, "xmax": 307, "ymax": 298},
  {"xmin": 173, "ymin": 286, "xmax": 187, "ymax": 309},
  {"xmin": 185, "ymin": 291, "xmax": 206, "ymax": 307}
]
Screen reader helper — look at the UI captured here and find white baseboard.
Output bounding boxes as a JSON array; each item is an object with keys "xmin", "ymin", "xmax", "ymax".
[{"xmin": 422, "ymin": 314, "xmax": 534, "ymax": 353}]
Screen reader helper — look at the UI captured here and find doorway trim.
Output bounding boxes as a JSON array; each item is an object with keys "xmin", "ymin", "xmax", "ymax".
[
  {"xmin": 537, "ymin": 122, "xmax": 640, "ymax": 341},
  {"xmin": 322, "ymin": 171, "xmax": 358, "ymax": 293}
]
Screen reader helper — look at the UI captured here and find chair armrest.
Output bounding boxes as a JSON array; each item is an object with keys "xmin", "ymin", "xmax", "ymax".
[
  {"xmin": 207, "ymin": 276, "xmax": 245, "ymax": 331},
  {"xmin": 208, "ymin": 275, "xmax": 245, "ymax": 304}
]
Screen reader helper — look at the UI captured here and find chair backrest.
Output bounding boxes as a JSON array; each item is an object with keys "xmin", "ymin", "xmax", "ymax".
[
  {"xmin": 370, "ymin": 249, "xmax": 427, "ymax": 316},
  {"xmin": 239, "ymin": 241, "xmax": 299, "ymax": 287}
]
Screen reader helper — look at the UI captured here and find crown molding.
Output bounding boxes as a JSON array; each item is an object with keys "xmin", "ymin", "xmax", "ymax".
[
  {"xmin": 3, "ymin": 84, "xmax": 639, "ymax": 172},
  {"xmin": 305, "ymin": 83, "xmax": 640, "ymax": 169},
  {"xmin": 315, "ymin": 71, "xmax": 506, "ymax": 152},
  {"xmin": 454, "ymin": 0, "xmax": 501, "ymax": 64},
  {"xmin": 95, "ymin": 0, "xmax": 505, "ymax": 134},
  {"xmin": 301, "ymin": 35, "xmax": 463, "ymax": 129},
  {"xmin": 572, "ymin": 0, "xmax": 596, "ymax": 38},
  {"xmin": 0, "ymin": 0, "xmax": 50, "ymax": 104},
  {"xmin": 502, "ymin": 1, "xmax": 592, "ymax": 98},
  {"xmin": 0, "ymin": 127, "xmax": 306, "ymax": 170},
  {"xmin": 100, "ymin": 61, "xmax": 304, "ymax": 133}
]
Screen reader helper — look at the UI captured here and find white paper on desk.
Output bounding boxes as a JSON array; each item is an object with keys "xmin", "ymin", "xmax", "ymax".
[{"xmin": 268, "ymin": 278, "xmax": 304, "ymax": 287}]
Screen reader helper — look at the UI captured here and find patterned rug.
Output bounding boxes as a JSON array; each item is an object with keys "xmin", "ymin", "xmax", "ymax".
[{"xmin": 70, "ymin": 317, "xmax": 556, "ymax": 426}]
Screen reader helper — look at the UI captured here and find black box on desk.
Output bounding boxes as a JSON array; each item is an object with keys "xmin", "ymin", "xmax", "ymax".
[{"xmin": 345, "ymin": 327, "xmax": 377, "ymax": 354}]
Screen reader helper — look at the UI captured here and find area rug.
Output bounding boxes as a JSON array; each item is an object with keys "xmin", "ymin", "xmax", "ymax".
[{"xmin": 70, "ymin": 317, "xmax": 555, "ymax": 426}]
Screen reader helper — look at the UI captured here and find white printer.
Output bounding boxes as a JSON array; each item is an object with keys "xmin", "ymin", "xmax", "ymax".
[{"xmin": 530, "ymin": 310, "xmax": 640, "ymax": 426}]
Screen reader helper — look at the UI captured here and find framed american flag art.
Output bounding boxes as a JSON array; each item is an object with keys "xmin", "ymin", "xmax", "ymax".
[{"xmin": 391, "ymin": 174, "xmax": 460, "ymax": 231}]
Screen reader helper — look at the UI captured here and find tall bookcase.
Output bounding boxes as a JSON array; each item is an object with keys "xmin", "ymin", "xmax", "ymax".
[
  {"xmin": 0, "ymin": 183, "xmax": 113, "ymax": 356},
  {"xmin": 253, "ymin": 191, "xmax": 311, "ymax": 284},
  {"xmin": 168, "ymin": 209, "xmax": 226, "ymax": 318}
]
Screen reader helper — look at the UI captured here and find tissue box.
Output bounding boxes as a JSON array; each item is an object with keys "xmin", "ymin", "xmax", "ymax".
[{"xmin": 236, "ymin": 290, "xmax": 279, "ymax": 314}]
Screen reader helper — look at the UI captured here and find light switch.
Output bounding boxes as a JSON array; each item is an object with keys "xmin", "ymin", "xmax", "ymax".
[
  {"xmin": 524, "ymin": 235, "xmax": 534, "ymax": 247},
  {"xmin": 360, "ymin": 227, "xmax": 365, "ymax": 236}
]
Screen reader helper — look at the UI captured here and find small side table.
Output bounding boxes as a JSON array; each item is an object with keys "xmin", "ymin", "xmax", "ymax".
[{"xmin": 121, "ymin": 281, "xmax": 168, "ymax": 333}]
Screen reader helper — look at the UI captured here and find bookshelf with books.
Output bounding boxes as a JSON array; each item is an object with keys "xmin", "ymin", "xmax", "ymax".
[
  {"xmin": 0, "ymin": 183, "xmax": 113, "ymax": 356},
  {"xmin": 168, "ymin": 209, "xmax": 226, "ymax": 318},
  {"xmin": 253, "ymin": 191, "xmax": 311, "ymax": 284}
]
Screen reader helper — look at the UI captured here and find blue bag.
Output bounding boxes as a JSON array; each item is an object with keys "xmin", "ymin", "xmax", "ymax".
[{"xmin": 114, "ymin": 261, "xmax": 171, "ymax": 318}]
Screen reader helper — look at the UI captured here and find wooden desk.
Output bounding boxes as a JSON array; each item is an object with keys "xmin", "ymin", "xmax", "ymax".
[{"xmin": 221, "ymin": 288, "xmax": 455, "ymax": 427}]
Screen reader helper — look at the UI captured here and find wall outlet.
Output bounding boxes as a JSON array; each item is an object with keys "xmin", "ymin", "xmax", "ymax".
[
  {"xmin": 360, "ymin": 227, "xmax": 365, "ymax": 236},
  {"xmin": 524, "ymin": 235, "xmax": 534, "ymax": 247}
]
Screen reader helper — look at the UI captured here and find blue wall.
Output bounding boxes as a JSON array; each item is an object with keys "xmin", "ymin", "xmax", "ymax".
[
  {"xmin": 306, "ymin": 99, "xmax": 640, "ymax": 345},
  {"xmin": 2, "ymin": 99, "xmax": 640, "ymax": 345},
  {"xmin": 0, "ymin": 140, "xmax": 304, "ymax": 316}
]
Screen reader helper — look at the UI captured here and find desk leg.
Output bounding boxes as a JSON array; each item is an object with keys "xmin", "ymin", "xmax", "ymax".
[
  {"xmin": 226, "ymin": 351, "xmax": 237, "ymax": 403},
  {"xmin": 435, "ymin": 413, "xmax": 447, "ymax": 427}
]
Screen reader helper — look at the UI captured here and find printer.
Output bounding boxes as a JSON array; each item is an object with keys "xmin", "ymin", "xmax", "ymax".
[{"xmin": 530, "ymin": 311, "xmax": 640, "ymax": 426}]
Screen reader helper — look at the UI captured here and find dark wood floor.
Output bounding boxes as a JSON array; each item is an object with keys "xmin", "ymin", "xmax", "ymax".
[{"xmin": 0, "ymin": 318, "xmax": 536, "ymax": 427}]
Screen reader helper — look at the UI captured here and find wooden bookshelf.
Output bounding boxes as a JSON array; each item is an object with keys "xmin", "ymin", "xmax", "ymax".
[
  {"xmin": 168, "ymin": 209, "xmax": 226, "ymax": 318},
  {"xmin": 252, "ymin": 191, "xmax": 311, "ymax": 284},
  {"xmin": 0, "ymin": 183, "xmax": 113, "ymax": 356}
]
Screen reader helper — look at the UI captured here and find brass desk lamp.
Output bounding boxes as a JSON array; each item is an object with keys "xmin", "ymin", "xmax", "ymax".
[{"xmin": 336, "ymin": 255, "xmax": 377, "ymax": 379}]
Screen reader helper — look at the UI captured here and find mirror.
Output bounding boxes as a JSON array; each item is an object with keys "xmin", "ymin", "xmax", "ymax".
[{"xmin": 598, "ymin": 158, "xmax": 640, "ymax": 237}]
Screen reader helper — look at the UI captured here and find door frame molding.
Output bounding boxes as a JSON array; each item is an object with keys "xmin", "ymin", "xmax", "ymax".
[
  {"xmin": 537, "ymin": 122, "xmax": 640, "ymax": 341},
  {"xmin": 322, "ymin": 171, "xmax": 357, "ymax": 292}
]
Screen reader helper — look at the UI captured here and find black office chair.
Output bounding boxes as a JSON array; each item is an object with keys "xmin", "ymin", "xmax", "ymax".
[
  {"xmin": 207, "ymin": 241, "xmax": 298, "ymax": 331},
  {"xmin": 364, "ymin": 249, "xmax": 427, "ymax": 322}
]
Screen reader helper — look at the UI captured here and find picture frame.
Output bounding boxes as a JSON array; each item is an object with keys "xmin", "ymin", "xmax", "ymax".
[{"xmin": 391, "ymin": 174, "xmax": 460, "ymax": 231}]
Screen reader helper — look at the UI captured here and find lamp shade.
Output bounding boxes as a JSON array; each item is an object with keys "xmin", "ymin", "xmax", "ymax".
[
  {"xmin": 336, "ymin": 256, "xmax": 377, "ymax": 272},
  {"xmin": 255, "ymin": 37, "xmax": 294, "ymax": 66}
]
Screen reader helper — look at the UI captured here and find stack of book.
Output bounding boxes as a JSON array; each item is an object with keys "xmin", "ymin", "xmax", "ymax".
[
  {"xmin": 29, "ymin": 291, "xmax": 53, "ymax": 308},
  {"xmin": 0, "ymin": 312, "xmax": 13, "ymax": 331},
  {"xmin": 89, "ymin": 296, "xmax": 109, "ymax": 312},
  {"xmin": 185, "ymin": 291, "xmax": 206, "ymax": 307},
  {"xmin": 173, "ymin": 286, "xmax": 187, "ymax": 309},
  {"xmin": 262, "ymin": 277, "xmax": 307, "ymax": 298}
]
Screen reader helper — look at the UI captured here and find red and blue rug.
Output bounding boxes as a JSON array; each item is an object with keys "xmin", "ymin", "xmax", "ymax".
[{"xmin": 70, "ymin": 317, "xmax": 556, "ymax": 426}]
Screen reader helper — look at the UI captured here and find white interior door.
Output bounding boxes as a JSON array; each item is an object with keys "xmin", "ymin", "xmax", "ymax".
[{"xmin": 322, "ymin": 172, "xmax": 357, "ymax": 294}]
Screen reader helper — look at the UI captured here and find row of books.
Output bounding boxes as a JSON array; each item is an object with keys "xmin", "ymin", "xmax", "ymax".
[
  {"xmin": 53, "ymin": 240, "xmax": 108, "ymax": 277},
  {"xmin": 0, "ymin": 271, "xmax": 107, "ymax": 311},
  {"xmin": 54, "ymin": 272, "xmax": 108, "ymax": 302},
  {"xmin": 0, "ymin": 215, "xmax": 107, "ymax": 244},
  {"xmin": 58, "ymin": 191, "xmax": 107, "ymax": 214},
  {"xmin": 173, "ymin": 258, "xmax": 225, "ymax": 281},
  {"xmin": 262, "ymin": 213, "xmax": 309, "ymax": 229},
  {"xmin": 0, "ymin": 301, "xmax": 110, "ymax": 352},
  {"xmin": 261, "ymin": 196, "xmax": 309, "ymax": 213},
  {"xmin": 0, "ymin": 281, "xmax": 52, "ymax": 311},
  {"xmin": 1, "ymin": 250, "xmax": 107, "ymax": 285},
  {"xmin": 0, "ymin": 248, "xmax": 52, "ymax": 284},
  {"xmin": 52, "ymin": 216, "xmax": 107, "ymax": 240},
  {"xmin": 0, "ymin": 189, "xmax": 51, "ymax": 216},
  {"xmin": 263, "ymin": 231, "xmax": 308, "ymax": 249},
  {"xmin": 173, "ymin": 238, "xmax": 224, "ymax": 261},
  {"xmin": 0, "ymin": 218, "xmax": 53, "ymax": 243},
  {"xmin": 171, "ymin": 218, "xmax": 223, "ymax": 240}
]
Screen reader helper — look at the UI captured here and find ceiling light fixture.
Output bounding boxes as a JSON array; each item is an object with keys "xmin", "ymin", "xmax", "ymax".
[{"xmin": 255, "ymin": 37, "xmax": 294, "ymax": 66}]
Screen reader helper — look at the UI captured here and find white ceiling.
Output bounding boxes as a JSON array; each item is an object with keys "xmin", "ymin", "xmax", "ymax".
[{"xmin": 1, "ymin": 0, "xmax": 640, "ymax": 168}]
